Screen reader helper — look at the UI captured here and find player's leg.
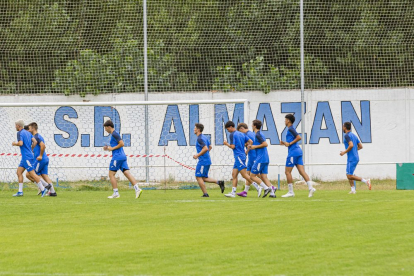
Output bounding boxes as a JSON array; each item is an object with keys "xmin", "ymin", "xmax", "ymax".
[
  {"xmin": 347, "ymin": 174, "xmax": 371, "ymax": 190},
  {"xmin": 247, "ymin": 160, "xmax": 260, "ymax": 193},
  {"xmin": 346, "ymin": 161, "xmax": 371, "ymax": 193},
  {"xmin": 258, "ymin": 167, "xmax": 276, "ymax": 198},
  {"xmin": 296, "ymin": 161, "xmax": 316, "ymax": 198},
  {"xmin": 195, "ymin": 163, "xmax": 209, "ymax": 196},
  {"xmin": 108, "ymin": 170, "xmax": 120, "ymax": 198},
  {"xmin": 13, "ymin": 166, "xmax": 25, "ymax": 197},
  {"xmin": 236, "ymin": 168, "xmax": 254, "ymax": 197},
  {"xmin": 225, "ymin": 168, "xmax": 239, "ymax": 198},
  {"xmin": 41, "ymin": 174, "xmax": 57, "ymax": 196},
  {"xmin": 37, "ymin": 159, "xmax": 56, "ymax": 195},
  {"xmin": 121, "ymin": 160, "xmax": 142, "ymax": 199},
  {"xmin": 282, "ymin": 163, "xmax": 295, "ymax": 198},
  {"xmin": 27, "ymin": 169, "xmax": 49, "ymax": 197},
  {"xmin": 196, "ymin": 177, "xmax": 208, "ymax": 196},
  {"xmin": 202, "ymin": 167, "xmax": 225, "ymax": 194}
]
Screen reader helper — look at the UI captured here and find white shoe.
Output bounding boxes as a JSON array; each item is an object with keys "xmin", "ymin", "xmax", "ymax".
[
  {"xmin": 135, "ymin": 189, "xmax": 142, "ymax": 199},
  {"xmin": 348, "ymin": 190, "xmax": 356, "ymax": 194},
  {"xmin": 281, "ymin": 192, "xmax": 295, "ymax": 198},
  {"xmin": 257, "ymin": 186, "xmax": 263, "ymax": 198},
  {"xmin": 225, "ymin": 192, "xmax": 236, "ymax": 198},
  {"xmin": 308, "ymin": 188, "xmax": 316, "ymax": 198},
  {"xmin": 108, "ymin": 193, "xmax": 120, "ymax": 199},
  {"xmin": 367, "ymin": 179, "xmax": 372, "ymax": 190}
]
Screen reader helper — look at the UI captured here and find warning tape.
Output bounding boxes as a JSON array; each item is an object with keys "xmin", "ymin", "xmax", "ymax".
[{"xmin": 0, "ymin": 153, "xmax": 195, "ymax": 171}]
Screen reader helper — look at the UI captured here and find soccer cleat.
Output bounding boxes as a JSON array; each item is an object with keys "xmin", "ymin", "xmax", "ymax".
[
  {"xmin": 108, "ymin": 193, "xmax": 120, "ymax": 199},
  {"xmin": 13, "ymin": 192, "xmax": 23, "ymax": 197},
  {"xmin": 237, "ymin": 191, "xmax": 247, "ymax": 197},
  {"xmin": 37, "ymin": 188, "xmax": 42, "ymax": 196},
  {"xmin": 262, "ymin": 188, "xmax": 271, "ymax": 198},
  {"xmin": 257, "ymin": 186, "xmax": 263, "ymax": 198},
  {"xmin": 281, "ymin": 192, "xmax": 295, "ymax": 198},
  {"xmin": 225, "ymin": 192, "xmax": 236, "ymax": 198},
  {"xmin": 348, "ymin": 190, "xmax": 356, "ymax": 194},
  {"xmin": 367, "ymin": 179, "xmax": 372, "ymax": 190},
  {"xmin": 41, "ymin": 189, "xmax": 48, "ymax": 197},
  {"xmin": 201, "ymin": 194, "xmax": 209, "ymax": 197},
  {"xmin": 49, "ymin": 192, "xmax": 57, "ymax": 197},
  {"xmin": 218, "ymin": 181, "xmax": 225, "ymax": 193},
  {"xmin": 135, "ymin": 189, "xmax": 143, "ymax": 199},
  {"xmin": 308, "ymin": 188, "xmax": 316, "ymax": 198},
  {"xmin": 269, "ymin": 194, "xmax": 276, "ymax": 198}
]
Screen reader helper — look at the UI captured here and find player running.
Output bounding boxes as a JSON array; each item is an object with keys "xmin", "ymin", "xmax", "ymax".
[
  {"xmin": 193, "ymin": 123, "xmax": 225, "ymax": 197},
  {"xmin": 12, "ymin": 120, "xmax": 49, "ymax": 197},
  {"xmin": 243, "ymin": 120, "xmax": 276, "ymax": 198},
  {"xmin": 104, "ymin": 120, "xmax": 142, "ymax": 199},
  {"xmin": 340, "ymin": 122, "xmax": 371, "ymax": 194},
  {"xmin": 223, "ymin": 121, "xmax": 253, "ymax": 198},
  {"xmin": 26, "ymin": 122, "xmax": 57, "ymax": 196},
  {"xmin": 236, "ymin": 123, "xmax": 262, "ymax": 197},
  {"xmin": 280, "ymin": 114, "xmax": 316, "ymax": 198}
]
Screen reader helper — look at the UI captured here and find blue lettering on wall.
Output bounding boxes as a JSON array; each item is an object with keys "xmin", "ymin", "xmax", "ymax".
[
  {"xmin": 81, "ymin": 134, "xmax": 90, "ymax": 147},
  {"xmin": 54, "ymin": 106, "xmax": 79, "ymax": 148},
  {"xmin": 189, "ymin": 105, "xmax": 211, "ymax": 146},
  {"xmin": 281, "ymin": 102, "xmax": 307, "ymax": 143},
  {"xmin": 310, "ymin": 102, "xmax": 340, "ymax": 144},
  {"xmin": 215, "ymin": 103, "xmax": 244, "ymax": 145},
  {"xmin": 159, "ymin": 105, "xmax": 187, "ymax": 146},
  {"xmin": 255, "ymin": 103, "xmax": 280, "ymax": 144},
  {"xmin": 341, "ymin": 101, "xmax": 372, "ymax": 143},
  {"xmin": 94, "ymin": 106, "xmax": 129, "ymax": 147}
]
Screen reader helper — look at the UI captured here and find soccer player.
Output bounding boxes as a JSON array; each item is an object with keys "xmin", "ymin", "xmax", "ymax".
[
  {"xmin": 223, "ymin": 121, "xmax": 253, "ymax": 198},
  {"xmin": 340, "ymin": 122, "xmax": 371, "ymax": 194},
  {"xmin": 12, "ymin": 120, "xmax": 49, "ymax": 197},
  {"xmin": 26, "ymin": 122, "xmax": 57, "ymax": 196},
  {"xmin": 193, "ymin": 123, "xmax": 225, "ymax": 197},
  {"xmin": 280, "ymin": 114, "xmax": 316, "ymax": 198},
  {"xmin": 244, "ymin": 120, "xmax": 276, "ymax": 198},
  {"xmin": 236, "ymin": 123, "xmax": 262, "ymax": 197},
  {"xmin": 103, "ymin": 120, "xmax": 142, "ymax": 199}
]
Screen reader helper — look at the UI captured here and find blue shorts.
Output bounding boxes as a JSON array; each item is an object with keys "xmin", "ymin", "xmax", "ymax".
[
  {"xmin": 251, "ymin": 162, "xmax": 269, "ymax": 175},
  {"xmin": 109, "ymin": 159, "xmax": 129, "ymax": 172},
  {"xmin": 34, "ymin": 159, "xmax": 49, "ymax": 175},
  {"xmin": 233, "ymin": 156, "xmax": 247, "ymax": 171},
  {"xmin": 195, "ymin": 163, "xmax": 210, "ymax": 178},
  {"xmin": 247, "ymin": 159, "xmax": 255, "ymax": 172},
  {"xmin": 286, "ymin": 155, "xmax": 304, "ymax": 168},
  {"xmin": 346, "ymin": 161, "xmax": 359, "ymax": 175},
  {"xmin": 19, "ymin": 159, "xmax": 35, "ymax": 172}
]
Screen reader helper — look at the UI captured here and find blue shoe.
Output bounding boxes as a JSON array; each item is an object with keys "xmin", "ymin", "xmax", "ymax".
[
  {"xmin": 13, "ymin": 192, "xmax": 23, "ymax": 197},
  {"xmin": 41, "ymin": 189, "xmax": 48, "ymax": 197}
]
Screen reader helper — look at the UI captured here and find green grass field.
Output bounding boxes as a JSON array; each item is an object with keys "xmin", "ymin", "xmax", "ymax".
[{"xmin": 1, "ymin": 185, "xmax": 414, "ymax": 276}]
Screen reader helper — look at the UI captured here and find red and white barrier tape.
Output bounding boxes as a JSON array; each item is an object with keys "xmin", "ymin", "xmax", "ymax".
[{"xmin": 0, "ymin": 153, "xmax": 195, "ymax": 171}]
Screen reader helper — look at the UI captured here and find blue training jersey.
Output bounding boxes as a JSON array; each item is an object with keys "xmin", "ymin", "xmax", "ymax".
[
  {"xmin": 286, "ymin": 126, "xmax": 303, "ymax": 157},
  {"xmin": 229, "ymin": 130, "xmax": 249, "ymax": 159},
  {"xmin": 33, "ymin": 133, "xmax": 49, "ymax": 161},
  {"xmin": 253, "ymin": 130, "xmax": 269, "ymax": 163},
  {"xmin": 110, "ymin": 131, "xmax": 127, "ymax": 161},
  {"xmin": 245, "ymin": 130, "xmax": 257, "ymax": 161},
  {"xmin": 344, "ymin": 132, "xmax": 360, "ymax": 162},
  {"xmin": 196, "ymin": 134, "xmax": 212, "ymax": 166},
  {"xmin": 17, "ymin": 129, "xmax": 34, "ymax": 160}
]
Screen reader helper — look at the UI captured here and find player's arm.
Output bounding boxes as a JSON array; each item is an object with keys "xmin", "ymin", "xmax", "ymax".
[
  {"xmin": 281, "ymin": 128, "xmax": 301, "ymax": 147},
  {"xmin": 37, "ymin": 141, "xmax": 46, "ymax": 161},
  {"xmin": 357, "ymin": 142, "xmax": 363, "ymax": 150},
  {"xmin": 208, "ymin": 145, "xmax": 212, "ymax": 152},
  {"xmin": 340, "ymin": 140, "xmax": 353, "ymax": 156},
  {"xmin": 251, "ymin": 133, "xmax": 266, "ymax": 149},
  {"xmin": 12, "ymin": 133, "xmax": 23, "ymax": 147},
  {"xmin": 194, "ymin": 146, "xmax": 209, "ymax": 159},
  {"xmin": 31, "ymin": 137, "xmax": 38, "ymax": 150},
  {"xmin": 107, "ymin": 140, "xmax": 124, "ymax": 151},
  {"xmin": 223, "ymin": 133, "xmax": 235, "ymax": 149}
]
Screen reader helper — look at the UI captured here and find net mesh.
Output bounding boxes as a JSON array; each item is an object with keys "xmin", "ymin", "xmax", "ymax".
[{"xmin": 1, "ymin": 0, "xmax": 412, "ymax": 96}]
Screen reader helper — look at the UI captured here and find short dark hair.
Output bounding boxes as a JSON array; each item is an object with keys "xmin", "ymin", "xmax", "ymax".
[
  {"xmin": 344, "ymin": 122, "xmax": 352, "ymax": 131},
  {"xmin": 195, "ymin": 123, "xmax": 204, "ymax": 132},
  {"xmin": 225, "ymin": 121, "xmax": 235, "ymax": 129},
  {"xmin": 104, "ymin": 120, "xmax": 114, "ymax": 128},
  {"xmin": 28, "ymin": 122, "xmax": 38, "ymax": 130},
  {"xmin": 23, "ymin": 125, "xmax": 29, "ymax": 130},
  {"xmin": 252, "ymin": 120, "xmax": 262, "ymax": 130},
  {"xmin": 237, "ymin": 123, "xmax": 248, "ymax": 131},
  {"xmin": 285, "ymin": 114, "xmax": 295, "ymax": 124}
]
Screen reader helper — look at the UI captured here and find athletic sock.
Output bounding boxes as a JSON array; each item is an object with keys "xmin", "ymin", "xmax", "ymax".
[
  {"xmin": 288, "ymin": 183, "xmax": 294, "ymax": 193},
  {"xmin": 40, "ymin": 178, "xmax": 48, "ymax": 187},
  {"xmin": 306, "ymin": 181, "xmax": 313, "ymax": 190},
  {"xmin": 133, "ymin": 184, "xmax": 141, "ymax": 191},
  {"xmin": 259, "ymin": 182, "xmax": 268, "ymax": 190},
  {"xmin": 251, "ymin": 182, "xmax": 259, "ymax": 191},
  {"xmin": 37, "ymin": 182, "xmax": 45, "ymax": 191},
  {"xmin": 232, "ymin": 187, "xmax": 237, "ymax": 194},
  {"xmin": 48, "ymin": 183, "xmax": 56, "ymax": 193},
  {"xmin": 113, "ymin": 188, "xmax": 119, "ymax": 194},
  {"xmin": 244, "ymin": 185, "xmax": 250, "ymax": 192},
  {"xmin": 18, "ymin": 183, "xmax": 23, "ymax": 193},
  {"xmin": 351, "ymin": 186, "xmax": 356, "ymax": 192},
  {"xmin": 361, "ymin": 179, "xmax": 367, "ymax": 184}
]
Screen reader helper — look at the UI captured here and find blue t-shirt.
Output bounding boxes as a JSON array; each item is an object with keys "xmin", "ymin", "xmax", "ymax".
[
  {"xmin": 286, "ymin": 126, "xmax": 303, "ymax": 157},
  {"xmin": 34, "ymin": 133, "xmax": 49, "ymax": 161},
  {"xmin": 229, "ymin": 131, "xmax": 250, "ymax": 159},
  {"xmin": 196, "ymin": 134, "xmax": 212, "ymax": 166},
  {"xmin": 344, "ymin": 132, "xmax": 360, "ymax": 162},
  {"xmin": 253, "ymin": 131, "xmax": 269, "ymax": 163},
  {"xmin": 110, "ymin": 131, "xmax": 127, "ymax": 161},
  {"xmin": 245, "ymin": 131, "xmax": 257, "ymax": 161},
  {"xmin": 17, "ymin": 129, "xmax": 34, "ymax": 160}
]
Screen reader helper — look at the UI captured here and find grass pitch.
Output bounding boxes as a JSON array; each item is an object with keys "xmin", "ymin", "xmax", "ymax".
[{"xmin": 1, "ymin": 186, "xmax": 414, "ymax": 275}]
